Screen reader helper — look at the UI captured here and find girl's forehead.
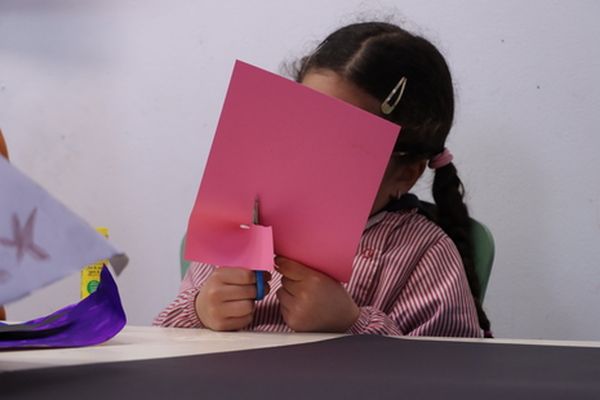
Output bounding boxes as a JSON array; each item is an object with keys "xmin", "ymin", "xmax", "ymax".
[{"xmin": 301, "ymin": 70, "xmax": 381, "ymax": 115}]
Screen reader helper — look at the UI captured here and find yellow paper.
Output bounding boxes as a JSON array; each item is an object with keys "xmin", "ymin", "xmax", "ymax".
[{"xmin": 80, "ymin": 227, "xmax": 109, "ymax": 299}]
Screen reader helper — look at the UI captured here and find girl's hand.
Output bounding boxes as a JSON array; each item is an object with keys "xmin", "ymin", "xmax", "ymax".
[
  {"xmin": 195, "ymin": 268, "xmax": 270, "ymax": 331},
  {"xmin": 275, "ymin": 256, "xmax": 359, "ymax": 332}
]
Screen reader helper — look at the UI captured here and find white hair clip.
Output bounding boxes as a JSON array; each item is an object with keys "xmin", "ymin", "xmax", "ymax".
[{"xmin": 380, "ymin": 77, "xmax": 408, "ymax": 115}]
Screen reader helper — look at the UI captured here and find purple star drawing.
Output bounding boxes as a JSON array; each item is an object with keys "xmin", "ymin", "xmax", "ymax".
[
  {"xmin": 0, "ymin": 269, "xmax": 10, "ymax": 284},
  {"xmin": 0, "ymin": 208, "xmax": 49, "ymax": 263}
]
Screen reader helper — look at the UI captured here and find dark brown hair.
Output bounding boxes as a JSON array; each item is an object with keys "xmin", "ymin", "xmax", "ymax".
[{"xmin": 294, "ymin": 22, "xmax": 491, "ymax": 333}]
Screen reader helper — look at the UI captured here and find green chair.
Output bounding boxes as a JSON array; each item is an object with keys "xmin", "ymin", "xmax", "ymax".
[
  {"xmin": 180, "ymin": 235, "xmax": 191, "ymax": 279},
  {"xmin": 470, "ymin": 218, "xmax": 495, "ymax": 302}
]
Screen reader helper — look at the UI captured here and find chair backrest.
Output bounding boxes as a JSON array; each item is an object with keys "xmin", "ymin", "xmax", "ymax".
[
  {"xmin": 180, "ymin": 235, "xmax": 191, "ymax": 279},
  {"xmin": 469, "ymin": 218, "xmax": 495, "ymax": 302}
]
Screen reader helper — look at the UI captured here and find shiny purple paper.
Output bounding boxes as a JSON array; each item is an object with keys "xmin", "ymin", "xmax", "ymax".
[{"xmin": 0, "ymin": 266, "xmax": 126, "ymax": 349}]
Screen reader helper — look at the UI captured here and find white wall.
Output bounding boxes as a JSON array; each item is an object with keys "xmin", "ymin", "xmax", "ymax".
[{"xmin": 1, "ymin": 0, "xmax": 599, "ymax": 340}]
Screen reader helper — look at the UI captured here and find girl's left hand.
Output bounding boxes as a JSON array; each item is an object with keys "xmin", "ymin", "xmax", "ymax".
[{"xmin": 275, "ymin": 256, "xmax": 359, "ymax": 332}]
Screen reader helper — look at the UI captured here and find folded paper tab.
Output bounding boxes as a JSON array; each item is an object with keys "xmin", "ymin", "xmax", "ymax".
[{"xmin": 191, "ymin": 221, "xmax": 274, "ymax": 271}]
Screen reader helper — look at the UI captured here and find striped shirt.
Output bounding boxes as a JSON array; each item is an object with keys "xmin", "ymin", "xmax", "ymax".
[{"xmin": 154, "ymin": 208, "xmax": 482, "ymax": 337}]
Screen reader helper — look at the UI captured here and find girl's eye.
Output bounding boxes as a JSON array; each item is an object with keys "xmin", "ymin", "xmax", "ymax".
[{"xmin": 391, "ymin": 152, "xmax": 409, "ymax": 163}]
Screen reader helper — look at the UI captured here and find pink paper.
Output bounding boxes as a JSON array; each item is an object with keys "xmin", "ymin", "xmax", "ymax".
[
  {"xmin": 191, "ymin": 221, "xmax": 274, "ymax": 271},
  {"xmin": 186, "ymin": 60, "xmax": 400, "ymax": 282}
]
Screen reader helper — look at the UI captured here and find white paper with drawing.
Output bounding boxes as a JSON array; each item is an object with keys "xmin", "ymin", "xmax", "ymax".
[{"xmin": 0, "ymin": 157, "xmax": 128, "ymax": 305}]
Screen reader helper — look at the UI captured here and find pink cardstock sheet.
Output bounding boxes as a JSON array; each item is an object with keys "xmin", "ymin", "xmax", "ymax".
[{"xmin": 185, "ymin": 60, "xmax": 400, "ymax": 282}]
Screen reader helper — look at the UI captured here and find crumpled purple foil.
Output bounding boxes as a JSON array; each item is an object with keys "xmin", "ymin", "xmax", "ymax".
[{"xmin": 0, "ymin": 266, "xmax": 126, "ymax": 349}]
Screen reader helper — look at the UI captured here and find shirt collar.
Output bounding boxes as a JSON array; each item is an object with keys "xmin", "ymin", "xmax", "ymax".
[
  {"xmin": 365, "ymin": 211, "xmax": 388, "ymax": 231},
  {"xmin": 365, "ymin": 193, "xmax": 421, "ymax": 231}
]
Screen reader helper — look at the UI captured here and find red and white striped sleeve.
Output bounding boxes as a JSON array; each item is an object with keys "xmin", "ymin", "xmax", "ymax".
[
  {"xmin": 347, "ymin": 214, "xmax": 482, "ymax": 337},
  {"xmin": 398, "ymin": 236, "xmax": 481, "ymax": 337},
  {"xmin": 153, "ymin": 262, "xmax": 214, "ymax": 328}
]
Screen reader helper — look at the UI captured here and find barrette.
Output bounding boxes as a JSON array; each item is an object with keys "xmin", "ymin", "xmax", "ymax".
[{"xmin": 381, "ymin": 77, "xmax": 407, "ymax": 115}]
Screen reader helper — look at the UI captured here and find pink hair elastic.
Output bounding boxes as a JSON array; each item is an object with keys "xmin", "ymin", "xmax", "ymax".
[{"xmin": 428, "ymin": 148, "xmax": 454, "ymax": 169}]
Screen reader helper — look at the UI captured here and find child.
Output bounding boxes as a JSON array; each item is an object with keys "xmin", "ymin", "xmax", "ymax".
[{"xmin": 155, "ymin": 21, "xmax": 491, "ymax": 337}]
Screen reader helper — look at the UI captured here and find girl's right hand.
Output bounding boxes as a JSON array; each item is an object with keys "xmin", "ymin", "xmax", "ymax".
[{"xmin": 195, "ymin": 268, "xmax": 270, "ymax": 331}]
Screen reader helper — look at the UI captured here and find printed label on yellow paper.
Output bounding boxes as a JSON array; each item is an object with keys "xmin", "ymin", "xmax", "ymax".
[{"xmin": 80, "ymin": 227, "xmax": 109, "ymax": 299}]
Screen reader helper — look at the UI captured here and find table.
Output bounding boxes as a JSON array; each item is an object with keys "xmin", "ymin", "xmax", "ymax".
[
  {"xmin": 0, "ymin": 325, "xmax": 341, "ymax": 372},
  {"xmin": 1, "ymin": 326, "xmax": 599, "ymax": 399}
]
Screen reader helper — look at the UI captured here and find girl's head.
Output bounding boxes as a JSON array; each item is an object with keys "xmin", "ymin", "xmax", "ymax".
[
  {"xmin": 297, "ymin": 22, "xmax": 454, "ymax": 156},
  {"xmin": 295, "ymin": 22, "xmax": 455, "ymax": 213},
  {"xmin": 295, "ymin": 21, "xmax": 491, "ymax": 333}
]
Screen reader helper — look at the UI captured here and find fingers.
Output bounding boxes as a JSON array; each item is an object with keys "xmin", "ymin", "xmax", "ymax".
[
  {"xmin": 276, "ymin": 283, "xmax": 294, "ymax": 300},
  {"xmin": 276, "ymin": 286, "xmax": 294, "ymax": 316},
  {"xmin": 220, "ymin": 299, "xmax": 255, "ymax": 318},
  {"xmin": 214, "ymin": 267, "xmax": 272, "ymax": 285},
  {"xmin": 280, "ymin": 276, "xmax": 302, "ymax": 295},
  {"xmin": 210, "ymin": 314, "xmax": 254, "ymax": 332},
  {"xmin": 195, "ymin": 267, "xmax": 273, "ymax": 331},
  {"xmin": 213, "ymin": 267, "xmax": 258, "ymax": 285},
  {"xmin": 275, "ymin": 257, "xmax": 312, "ymax": 281},
  {"xmin": 204, "ymin": 279, "xmax": 272, "ymax": 303},
  {"xmin": 276, "ymin": 286, "xmax": 311, "ymax": 332},
  {"xmin": 216, "ymin": 284, "xmax": 258, "ymax": 301},
  {"xmin": 196, "ymin": 286, "xmax": 256, "ymax": 331}
]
